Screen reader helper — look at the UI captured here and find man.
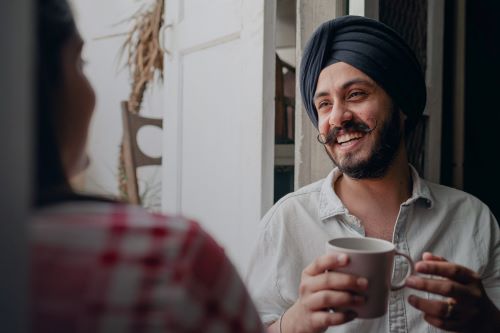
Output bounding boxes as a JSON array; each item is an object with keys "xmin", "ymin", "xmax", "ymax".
[{"xmin": 247, "ymin": 16, "xmax": 500, "ymax": 333}]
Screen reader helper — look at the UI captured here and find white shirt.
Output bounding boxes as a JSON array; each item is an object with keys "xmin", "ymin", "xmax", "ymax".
[{"xmin": 246, "ymin": 166, "xmax": 500, "ymax": 333}]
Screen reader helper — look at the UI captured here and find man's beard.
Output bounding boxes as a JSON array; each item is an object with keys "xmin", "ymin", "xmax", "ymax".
[{"xmin": 324, "ymin": 107, "xmax": 402, "ymax": 179}]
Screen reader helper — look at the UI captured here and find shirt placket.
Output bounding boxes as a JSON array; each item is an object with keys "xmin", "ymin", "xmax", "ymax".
[{"xmin": 389, "ymin": 204, "xmax": 411, "ymax": 333}]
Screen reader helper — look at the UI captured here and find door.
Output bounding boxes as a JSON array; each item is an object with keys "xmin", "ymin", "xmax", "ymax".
[{"xmin": 161, "ymin": 0, "xmax": 276, "ymax": 274}]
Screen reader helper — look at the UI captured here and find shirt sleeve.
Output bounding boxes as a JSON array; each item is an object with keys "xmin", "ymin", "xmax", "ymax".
[
  {"xmin": 181, "ymin": 224, "xmax": 266, "ymax": 333},
  {"xmin": 246, "ymin": 207, "xmax": 290, "ymax": 326}
]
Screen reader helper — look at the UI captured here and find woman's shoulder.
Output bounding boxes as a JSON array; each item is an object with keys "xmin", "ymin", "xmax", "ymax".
[
  {"xmin": 31, "ymin": 201, "xmax": 206, "ymax": 251},
  {"xmin": 30, "ymin": 200, "xmax": 224, "ymax": 291},
  {"xmin": 30, "ymin": 202, "xmax": 265, "ymax": 333}
]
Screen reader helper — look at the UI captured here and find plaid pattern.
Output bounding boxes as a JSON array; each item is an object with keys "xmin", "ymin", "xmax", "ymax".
[{"xmin": 31, "ymin": 202, "xmax": 264, "ymax": 333}]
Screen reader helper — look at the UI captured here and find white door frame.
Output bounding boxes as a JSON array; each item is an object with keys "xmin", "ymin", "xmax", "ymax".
[{"xmin": 295, "ymin": 0, "xmax": 347, "ymax": 189}]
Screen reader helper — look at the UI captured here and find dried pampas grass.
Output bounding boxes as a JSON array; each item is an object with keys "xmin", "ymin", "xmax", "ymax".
[{"xmin": 120, "ymin": 0, "xmax": 164, "ymax": 113}]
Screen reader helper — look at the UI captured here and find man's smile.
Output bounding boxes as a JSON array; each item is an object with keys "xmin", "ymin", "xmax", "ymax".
[{"xmin": 336, "ymin": 132, "xmax": 365, "ymax": 145}]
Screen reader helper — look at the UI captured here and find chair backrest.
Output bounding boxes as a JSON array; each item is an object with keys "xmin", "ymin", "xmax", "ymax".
[{"xmin": 121, "ymin": 101, "xmax": 163, "ymax": 205}]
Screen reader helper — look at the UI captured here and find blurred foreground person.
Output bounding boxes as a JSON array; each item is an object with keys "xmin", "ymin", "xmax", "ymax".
[{"xmin": 32, "ymin": 0, "xmax": 264, "ymax": 332}]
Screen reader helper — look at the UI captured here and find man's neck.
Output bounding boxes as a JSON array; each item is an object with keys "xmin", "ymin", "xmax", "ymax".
[
  {"xmin": 334, "ymin": 144, "xmax": 412, "ymax": 239},
  {"xmin": 338, "ymin": 153, "xmax": 411, "ymax": 203}
]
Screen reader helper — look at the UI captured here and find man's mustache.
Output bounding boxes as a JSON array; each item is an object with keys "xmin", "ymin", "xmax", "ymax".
[{"xmin": 317, "ymin": 120, "xmax": 377, "ymax": 145}]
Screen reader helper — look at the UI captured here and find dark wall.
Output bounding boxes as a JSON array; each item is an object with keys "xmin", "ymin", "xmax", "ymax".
[{"xmin": 464, "ymin": 0, "xmax": 500, "ymax": 219}]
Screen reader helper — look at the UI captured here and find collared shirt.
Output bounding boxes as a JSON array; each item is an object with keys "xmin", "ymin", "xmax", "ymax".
[
  {"xmin": 246, "ymin": 166, "xmax": 500, "ymax": 333},
  {"xmin": 32, "ymin": 201, "xmax": 264, "ymax": 333}
]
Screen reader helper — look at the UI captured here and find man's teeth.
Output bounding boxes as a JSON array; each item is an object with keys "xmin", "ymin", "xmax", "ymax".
[{"xmin": 337, "ymin": 132, "xmax": 364, "ymax": 144}]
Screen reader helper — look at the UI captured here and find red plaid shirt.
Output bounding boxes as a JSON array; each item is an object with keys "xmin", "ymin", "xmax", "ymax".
[{"xmin": 31, "ymin": 202, "xmax": 264, "ymax": 333}]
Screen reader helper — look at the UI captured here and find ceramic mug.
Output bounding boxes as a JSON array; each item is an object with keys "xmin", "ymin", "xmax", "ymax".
[{"xmin": 326, "ymin": 237, "xmax": 414, "ymax": 318}]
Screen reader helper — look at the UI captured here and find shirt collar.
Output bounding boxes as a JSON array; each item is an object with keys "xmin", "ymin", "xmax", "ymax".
[
  {"xmin": 405, "ymin": 164, "xmax": 434, "ymax": 208},
  {"xmin": 318, "ymin": 168, "xmax": 346, "ymax": 220},
  {"xmin": 318, "ymin": 165, "xmax": 434, "ymax": 222}
]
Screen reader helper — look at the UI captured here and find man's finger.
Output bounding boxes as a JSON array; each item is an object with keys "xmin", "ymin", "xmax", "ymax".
[
  {"xmin": 305, "ymin": 290, "xmax": 365, "ymax": 311},
  {"xmin": 414, "ymin": 261, "xmax": 480, "ymax": 284},
  {"xmin": 303, "ymin": 253, "xmax": 349, "ymax": 276},
  {"xmin": 422, "ymin": 252, "xmax": 447, "ymax": 262},
  {"xmin": 406, "ymin": 275, "xmax": 471, "ymax": 298},
  {"xmin": 407, "ymin": 295, "xmax": 452, "ymax": 318},
  {"xmin": 310, "ymin": 310, "xmax": 357, "ymax": 329},
  {"xmin": 304, "ymin": 271, "xmax": 368, "ymax": 294}
]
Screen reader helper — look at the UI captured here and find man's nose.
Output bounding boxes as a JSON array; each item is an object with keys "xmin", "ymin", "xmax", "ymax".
[{"xmin": 328, "ymin": 101, "xmax": 353, "ymax": 128}]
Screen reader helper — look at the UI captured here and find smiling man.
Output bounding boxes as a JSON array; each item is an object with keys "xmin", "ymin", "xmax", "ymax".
[
  {"xmin": 314, "ymin": 63, "xmax": 402, "ymax": 181},
  {"xmin": 247, "ymin": 16, "xmax": 500, "ymax": 333}
]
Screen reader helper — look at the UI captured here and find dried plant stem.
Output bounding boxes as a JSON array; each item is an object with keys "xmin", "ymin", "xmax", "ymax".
[
  {"xmin": 125, "ymin": 0, "xmax": 164, "ymax": 113},
  {"xmin": 118, "ymin": 0, "xmax": 165, "ymax": 200}
]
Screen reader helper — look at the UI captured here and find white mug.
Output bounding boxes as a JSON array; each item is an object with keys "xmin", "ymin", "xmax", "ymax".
[{"xmin": 325, "ymin": 237, "xmax": 414, "ymax": 318}]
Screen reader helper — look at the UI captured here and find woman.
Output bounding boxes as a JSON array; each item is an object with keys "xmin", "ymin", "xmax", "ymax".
[{"xmin": 32, "ymin": 0, "xmax": 263, "ymax": 332}]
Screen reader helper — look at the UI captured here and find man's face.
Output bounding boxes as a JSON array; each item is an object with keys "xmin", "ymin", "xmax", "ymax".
[{"xmin": 314, "ymin": 62, "xmax": 403, "ymax": 179}]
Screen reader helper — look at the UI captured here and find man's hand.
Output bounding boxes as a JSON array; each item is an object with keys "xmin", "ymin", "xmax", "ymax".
[
  {"xmin": 406, "ymin": 252, "xmax": 500, "ymax": 332},
  {"xmin": 271, "ymin": 253, "xmax": 368, "ymax": 333}
]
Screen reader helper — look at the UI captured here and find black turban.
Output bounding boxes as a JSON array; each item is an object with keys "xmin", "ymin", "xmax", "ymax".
[{"xmin": 299, "ymin": 15, "xmax": 426, "ymax": 132}]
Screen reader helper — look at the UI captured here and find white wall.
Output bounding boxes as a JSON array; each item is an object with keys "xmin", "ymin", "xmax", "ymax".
[{"xmin": 70, "ymin": 0, "xmax": 163, "ymax": 207}]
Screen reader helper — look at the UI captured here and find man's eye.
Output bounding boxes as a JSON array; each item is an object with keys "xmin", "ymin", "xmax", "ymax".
[
  {"xmin": 317, "ymin": 100, "xmax": 332, "ymax": 110},
  {"xmin": 348, "ymin": 91, "xmax": 366, "ymax": 99}
]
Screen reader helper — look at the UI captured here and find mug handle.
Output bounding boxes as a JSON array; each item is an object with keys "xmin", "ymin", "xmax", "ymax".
[{"xmin": 391, "ymin": 251, "xmax": 414, "ymax": 291}]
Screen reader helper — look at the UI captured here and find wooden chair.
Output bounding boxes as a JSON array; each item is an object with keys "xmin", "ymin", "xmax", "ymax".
[{"xmin": 121, "ymin": 101, "xmax": 163, "ymax": 205}]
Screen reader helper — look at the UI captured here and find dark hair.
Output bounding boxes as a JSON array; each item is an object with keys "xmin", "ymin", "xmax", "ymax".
[{"xmin": 36, "ymin": 0, "xmax": 113, "ymax": 206}]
